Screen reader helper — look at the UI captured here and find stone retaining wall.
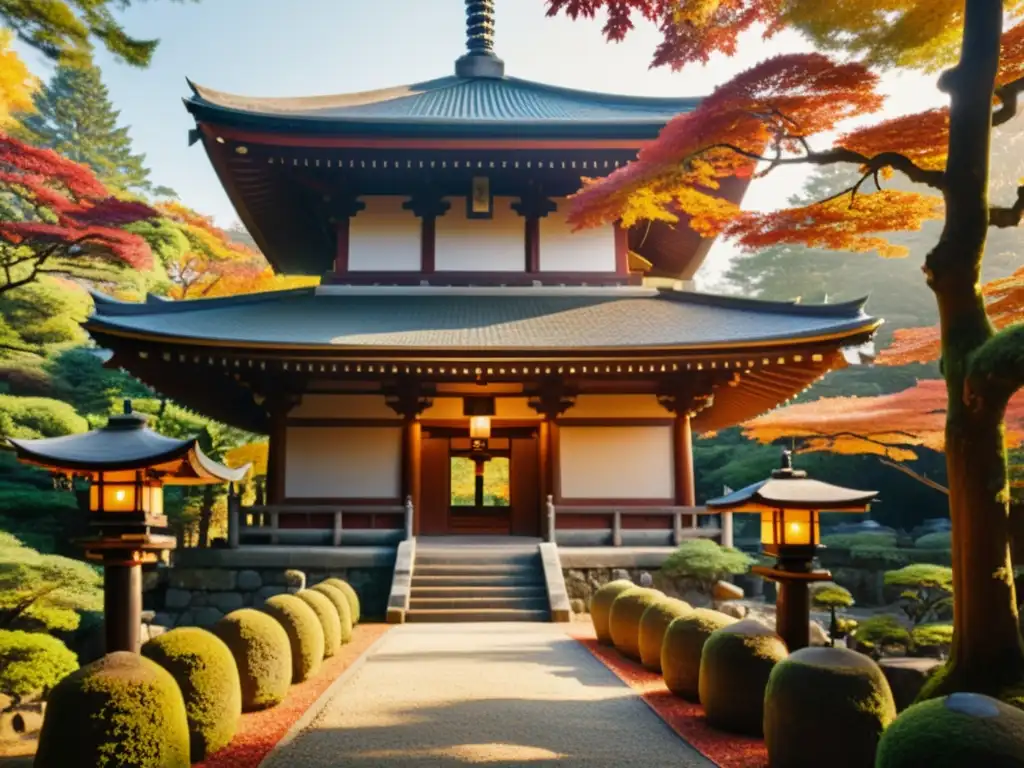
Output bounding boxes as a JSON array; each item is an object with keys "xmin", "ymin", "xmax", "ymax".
[
  {"xmin": 562, "ymin": 567, "xmax": 764, "ymax": 614},
  {"xmin": 143, "ymin": 565, "xmax": 392, "ymax": 629}
]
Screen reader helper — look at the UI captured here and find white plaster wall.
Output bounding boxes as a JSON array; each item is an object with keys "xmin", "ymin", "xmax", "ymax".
[
  {"xmin": 558, "ymin": 426, "xmax": 673, "ymax": 500},
  {"xmin": 290, "ymin": 395, "xmax": 398, "ymax": 420},
  {"xmin": 284, "ymin": 426, "xmax": 402, "ymax": 499},
  {"xmin": 349, "ymin": 196, "xmax": 421, "ymax": 272},
  {"xmin": 435, "ymin": 196, "xmax": 524, "ymax": 272},
  {"xmin": 539, "ymin": 198, "xmax": 617, "ymax": 272},
  {"xmin": 564, "ymin": 394, "xmax": 672, "ymax": 419}
]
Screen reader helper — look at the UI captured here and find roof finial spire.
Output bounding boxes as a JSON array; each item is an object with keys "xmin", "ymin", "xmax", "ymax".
[{"xmin": 455, "ymin": 0, "xmax": 505, "ymax": 78}]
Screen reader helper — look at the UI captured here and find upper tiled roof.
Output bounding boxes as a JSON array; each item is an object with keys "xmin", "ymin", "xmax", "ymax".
[
  {"xmin": 87, "ymin": 287, "xmax": 878, "ymax": 352},
  {"xmin": 184, "ymin": 77, "xmax": 700, "ymax": 139}
]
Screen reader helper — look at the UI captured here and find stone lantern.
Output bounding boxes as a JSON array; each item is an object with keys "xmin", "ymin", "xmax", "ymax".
[
  {"xmin": 707, "ymin": 450, "xmax": 876, "ymax": 651},
  {"xmin": 8, "ymin": 400, "xmax": 248, "ymax": 653}
]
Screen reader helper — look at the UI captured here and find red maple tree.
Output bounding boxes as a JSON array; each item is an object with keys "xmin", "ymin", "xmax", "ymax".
[
  {"xmin": 0, "ymin": 133, "xmax": 155, "ymax": 295},
  {"xmin": 547, "ymin": 1, "xmax": 1024, "ymax": 701}
]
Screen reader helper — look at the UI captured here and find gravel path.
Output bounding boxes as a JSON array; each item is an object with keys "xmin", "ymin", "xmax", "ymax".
[{"xmin": 262, "ymin": 622, "xmax": 715, "ymax": 767}]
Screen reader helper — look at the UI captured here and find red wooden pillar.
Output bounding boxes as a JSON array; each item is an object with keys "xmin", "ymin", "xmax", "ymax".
[
  {"xmin": 401, "ymin": 418, "xmax": 422, "ymax": 533},
  {"xmin": 403, "ymin": 196, "xmax": 451, "ymax": 276},
  {"xmin": 330, "ymin": 196, "xmax": 366, "ymax": 277},
  {"xmin": 674, "ymin": 412, "xmax": 696, "ymax": 508},
  {"xmin": 265, "ymin": 398, "xmax": 290, "ymax": 505},
  {"xmin": 513, "ymin": 195, "xmax": 556, "ymax": 275},
  {"xmin": 614, "ymin": 223, "xmax": 630, "ymax": 276}
]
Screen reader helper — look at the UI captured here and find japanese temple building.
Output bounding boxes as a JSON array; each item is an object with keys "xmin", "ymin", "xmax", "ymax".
[{"xmin": 85, "ymin": 2, "xmax": 879, "ymax": 617}]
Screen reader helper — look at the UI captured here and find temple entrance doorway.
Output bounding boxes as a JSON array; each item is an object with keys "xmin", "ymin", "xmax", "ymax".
[{"xmin": 420, "ymin": 426, "xmax": 540, "ymax": 537}]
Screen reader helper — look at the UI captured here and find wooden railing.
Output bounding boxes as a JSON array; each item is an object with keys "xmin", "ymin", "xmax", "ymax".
[
  {"xmin": 227, "ymin": 496, "xmax": 413, "ymax": 548},
  {"xmin": 546, "ymin": 495, "xmax": 727, "ymax": 547}
]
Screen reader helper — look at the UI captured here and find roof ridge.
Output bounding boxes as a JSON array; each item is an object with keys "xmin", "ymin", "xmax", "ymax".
[{"xmin": 657, "ymin": 288, "xmax": 871, "ymax": 318}]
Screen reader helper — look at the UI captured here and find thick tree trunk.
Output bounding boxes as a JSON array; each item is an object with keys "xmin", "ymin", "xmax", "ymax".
[{"xmin": 926, "ymin": 0, "xmax": 1024, "ymax": 697}]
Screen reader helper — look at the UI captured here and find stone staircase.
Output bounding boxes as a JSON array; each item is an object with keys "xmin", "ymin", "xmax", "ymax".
[{"xmin": 407, "ymin": 543, "xmax": 550, "ymax": 623}]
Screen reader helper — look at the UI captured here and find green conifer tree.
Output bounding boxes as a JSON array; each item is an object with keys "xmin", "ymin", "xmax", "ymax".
[{"xmin": 16, "ymin": 62, "xmax": 168, "ymax": 195}]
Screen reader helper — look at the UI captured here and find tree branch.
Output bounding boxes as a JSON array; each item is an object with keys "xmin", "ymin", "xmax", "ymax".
[
  {"xmin": 965, "ymin": 324, "xmax": 1024, "ymax": 412},
  {"xmin": 878, "ymin": 458, "xmax": 950, "ymax": 495},
  {"xmin": 989, "ymin": 184, "xmax": 1024, "ymax": 228},
  {"xmin": 994, "ymin": 75, "xmax": 1024, "ymax": 127}
]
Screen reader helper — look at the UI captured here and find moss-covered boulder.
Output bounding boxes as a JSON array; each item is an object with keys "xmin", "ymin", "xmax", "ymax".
[
  {"xmin": 608, "ymin": 587, "xmax": 663, "ymax": 661},
  {"xmin": 698, "ymin": 618, "xmax": 788, "ymax": 736},
  {"xmin": 296, "ymin": 589, "xmax": 342, "ymax": 658},
  {"xmin": 141, "ymin": 627, "xmax": 242, "ymax": 760},
  {"xmin": 35, "ymin": 651, "xmax": 190, "ymax": 768},
  {"xmin": 321, "ymin": 578, "xmax": 360, "ymax": 624},
  {"xmin": 212, "ymin": 609, "xmax": 291, "ymax": 712},
  {"xmin": 261, "ymin": 594, "xmax": 325, "ymax": 683},
  {"xmin": 764, "ymin": 646, "xmax": 896, "ymax": 768},
  {"xmin": 638, "ymin": 598, "xmax": 692, "ymax": 671},
  {"xmin": 590, "ymin": 579, "xmax": 635, "ymax": 645},
  {"xmin": 310, "ymin": 583, "xmax": 354, "ymax": 644},
  {"xmin": 876, "ymin": 692, "xmax": 1024, "ymax": 768},
  {"xmin": 661, "ymin": 608, "xmax": 736, "ymax": 701}
]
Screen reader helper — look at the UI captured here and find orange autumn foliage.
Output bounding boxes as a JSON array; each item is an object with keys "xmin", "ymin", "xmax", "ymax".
[{"xmin": 743, "ymin": 380, "xmax": 1024, "ymax": 462}]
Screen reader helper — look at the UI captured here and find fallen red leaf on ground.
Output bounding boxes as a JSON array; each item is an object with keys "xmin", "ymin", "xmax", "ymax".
[
  {"xmin": 569, "ymin": 625, "xmax": 768, "ymax": 768},
  {"xmin": 196, "ymin": 624, "xmax": 390, "ymax": 768}
]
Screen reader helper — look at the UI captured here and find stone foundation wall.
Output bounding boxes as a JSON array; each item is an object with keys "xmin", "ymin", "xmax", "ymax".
[{"xmin": 143, "ymin": 565, "xmax": 392, "ymax": 629}]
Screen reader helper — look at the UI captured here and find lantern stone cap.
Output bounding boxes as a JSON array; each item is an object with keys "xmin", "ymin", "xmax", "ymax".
[
  {"xmin": 7, "ymin": 400, "xmax": 249, "ymax": 484},
  {"xmin": 707, "ymin": 450, "xmax": 876, "ymax": 512}
]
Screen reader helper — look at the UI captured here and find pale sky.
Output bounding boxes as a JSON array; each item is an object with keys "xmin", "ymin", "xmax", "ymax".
[{"xmin": 12, "ymin": 0, "xmax": 946, "ymax": 283}]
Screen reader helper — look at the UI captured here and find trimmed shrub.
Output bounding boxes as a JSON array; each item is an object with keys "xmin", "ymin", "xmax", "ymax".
[
  {"xmin": 321, "ymin": 578, "xmax": 360, "ymax": 624},
  {"xmin": 910, "ymin": 623, "xmax": 953, "ymax": 657},
  {"xmin": 660, "ymin": 539, "xmax": 754, "ymax": 596},
  {"xmin": 212, "ymin": 609, "xmax": 291, "ymax": 712},
  {"xmin": 141, "ymin": 627, "xmax": 241, "ymax": 760},
  {"xmin": 852, "ymin": 615, "xmax": 911, "ymax": 657},
  {"xmin": 876, "ymin": 692, "xmax": 1024, "ymax": 768},
  {"xmin": 638, "ymin": 598, "xmax": 692, "ymax": 671},
  {"xmin": 608, "ymin": 587, "xmax": 663, "ymax": 661},
  {"xmin": 699, "ymin": 618, "xmax": 788, "ymax": 736},
  {"xmin": 590, "ymin": 579, "xmax": 634, "ymax": 645},
  {"xmin": 821, "ymin": 531, "xmax": 898, "ymax": 549},
  {"xmin": 0, "ymin": 630, "xmax": 78, "ymax": 708},
  {"xmin": 296, "ymin": 589, "xmax": 342, "ymax": 658},
  {"xmin": 915, "ymin": 531, "xmax": 952, "ymax": 549},
  {"xmin": 310, "ymin": 583, "xmax": 354, "ymax": 644},
  {"xmin": 261, "ymin": 594, "xmax": 324, "ymax": 682},
  {"xmin": 34, "ymin": 651, "xmax": 190, "ymax": 768},
  {"xmin": 661, "ymin": 608, "xmax": 736, "ymax": 701},
  {"xmin": 764, "ymin": 646, "xmax": 896, "ymax": 768}
]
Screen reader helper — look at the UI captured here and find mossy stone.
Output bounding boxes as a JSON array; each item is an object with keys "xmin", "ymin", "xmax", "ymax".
[
  {"xmin": 35, "ymin": 651, "xmax": 190, "ymax": 768},
  {"xmin": 321, "ymin": 578, "xmax": 360, "ymax": 624},
  {"xmin": 141, "ymin": 627, "xmax": 242, "ymax": 760},
  {"xmin": 698, "ymin": 618, "xmax": 788, "ymax": 736},
  {"xmin": 212, "ymin": 609, "xmax": 291, "ymax": 712},
  {"xmin": 590, "ymin": 579, "xmax": 635, "ymax": 645},
  {"xmin": 608, "ymin": 587, "xmax": 664, "ymax": 661},
  {"xmin": 261, "ymin": 594, "xmax": 325, "ymax": 683},
  {"xmin": 876, "ymin": 693, "xmax": 1024, "ymax": 768},
  {"xmin": 764, "ymin": 646, "xmax": 896, "ymax": 768},
  {"xmin": 296, "ymin": 589, "xmax": 342, "ymax": 658},
  {"xmin": 311, "ymin": 583, "xmax": 354, "ymax": 643},
  {"xmin": 638, "ymin": 598, "xmax": 693, "ymax": 671},
  {"xmin": 661, "ymin": 608, "xmax": 736, "ymax": 701}
]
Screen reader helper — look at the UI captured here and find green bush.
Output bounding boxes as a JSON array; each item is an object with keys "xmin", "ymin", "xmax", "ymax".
[
  {"xmin": 296, "ymin": 589, "xmax": 342, "ymax": 658},
  {"xmin": 608, "ymin": 587, "xmax": 663, "ymax": 661},
  {"xmin": 821, "ymin": 531, "xmax": 898, "ymax": 549},
  {"xmin": 876, "ymin": 693, "xmax": 1024, "ymax": 768},
  {"xmin": 853, "ymin": 615, "xmax": 911, "ymax": 657},
  {"xmin": 910, "ymin": 623, "xmax": 953, "ymax": 656},
  {"xmin": 699, "ymin": 619, "xmax": 788, "ymax": 736},
  {"xmin": 212, "ymin": 609, "xmax": 291, "ymax": 712},
  {"xmin": 885, "ymin": 564, "xmax": 954, "ymax": 625},
  {"xmin": 915, "ymin": 531, "xmax": 952, "ymax": 549},
  {"xmin": 0, "ymin": 629, "xmax": 78, "ymax": 708},
  {"xmin": 661, "ymin": 608, "xmax": 736, "ymax": 701},
  {"xmin": 810, "ymin": 582, "xmax": 854, "ymax": 610},
  {"xmin": 34, "ymin": 651, "xmax": 190, "ymax": 768},
  {"xmin": 589, "ymin": 580, "xmax": 634, "ymax": 645},
  {"xmin": 660, "ymin": 539, "xmax": 754, "ymax": 595},
  {"xmin": 261, "ymin": 594, "xmax": 324, "ymax": 682},
  {"xmin": 310, "ymin": 583, "xmax": 354, "ymax": 644},
  {"xmin": 764, "ymin": 646, "xmax": 896, "ymax": 768},
  {"xmin": 321, "ymin": 578, "xmax": 360, "ymax": 624},
  {"xmin": 638, "ymin": 598, "xmax": 692, "ymax": 671},
  {"xmin": 141, "ymin": 627, "xmax": 241, "ymax": 760}
]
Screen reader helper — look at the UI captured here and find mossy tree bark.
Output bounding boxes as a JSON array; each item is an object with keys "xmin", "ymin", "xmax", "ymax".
[{"xmin": 926, "ymin": 0, "xmax": 1024, "ymax": 697}]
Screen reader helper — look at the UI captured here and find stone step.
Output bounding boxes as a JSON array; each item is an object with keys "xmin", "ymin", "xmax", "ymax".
[
  {"xmin": 410, "ymin": 585, "xmax": 548, "ymax": 599},
  {"xmin": 405, "ymin": 608, "xmax": 550, "ymax": 623},
  {"xmin": 409, "ymin": 595, "xmax": 550, "ymax": 611},
  {"xmin": 414, "ymin": 551, "xmax": 540, "ymax": 566},
  {"xmin": 411, "ymin": 574, "xmax": 545, "ymax": 588},
  {"xmin": 413, "ymin": 563, "xmax": 538, "ymax": 577}
]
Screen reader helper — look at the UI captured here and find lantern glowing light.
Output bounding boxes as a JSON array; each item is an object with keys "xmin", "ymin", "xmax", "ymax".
[{"xmin": 469, "ymin": 415, "xmax": 492, "ymax": 440}]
